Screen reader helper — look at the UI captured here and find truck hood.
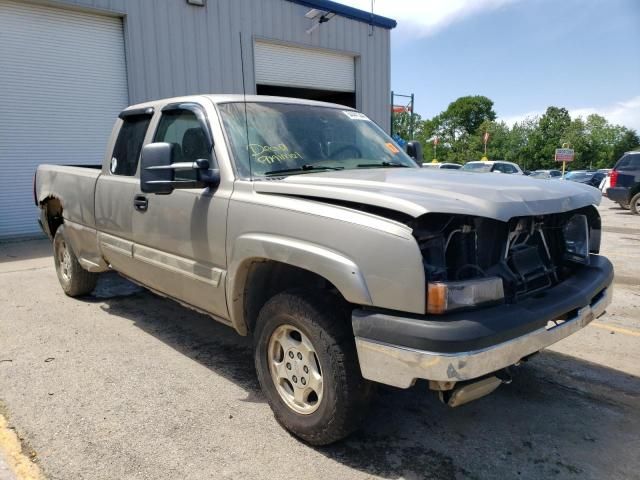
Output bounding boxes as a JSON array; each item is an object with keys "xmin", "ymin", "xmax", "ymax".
[{"xmin": 253, "ymin": 168, "xmax": 601, "ymax": 222}]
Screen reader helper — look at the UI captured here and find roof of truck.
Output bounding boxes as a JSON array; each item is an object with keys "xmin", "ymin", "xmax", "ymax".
[{"xmin": 120, "ymin": 95, "xmax": 357, "ymax": 115}]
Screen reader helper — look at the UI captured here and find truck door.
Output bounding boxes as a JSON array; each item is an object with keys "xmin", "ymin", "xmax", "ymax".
[
  {"xmin": 95, "ymin": 110, "xmax": 153, "ymax": 278},
  {"xmin": 131, "ymin": 103, "xmax": 230, "ymax": 320}
]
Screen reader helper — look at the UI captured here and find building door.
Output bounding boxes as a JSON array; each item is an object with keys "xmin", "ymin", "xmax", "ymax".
[
  {"xmin": 0, "ymin": 0, "xmax": 128, "ymax": 238},
  {"xmin": 254, "ymin": 42, "xmax": 356, "ymax": 108}
]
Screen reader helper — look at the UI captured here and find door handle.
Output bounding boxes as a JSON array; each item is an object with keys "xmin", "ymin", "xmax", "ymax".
[{"xmin": 134, "ymin": 195, "xmax": 148, "ymax": 212}]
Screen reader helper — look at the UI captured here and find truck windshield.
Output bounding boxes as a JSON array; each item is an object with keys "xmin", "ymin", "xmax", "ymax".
[{"xmin": 217, "ymin": 102, "xmax": 418, "ymax": 178}]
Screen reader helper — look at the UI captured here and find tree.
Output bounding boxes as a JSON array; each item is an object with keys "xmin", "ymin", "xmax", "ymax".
[
  {"xmin": 440, "ymin": 96, "xmax": 497, "ymax": 136},
  {"xmin": 530, "ymin": 106, "xmax": 571, "ymax": 169},
  {"xmin": 422, "ymin": 96, "xmax": 495, "ymax": 163},
  {"xmin": 404, "ymin": 96, "xmax": 639, "ymax": 170}
]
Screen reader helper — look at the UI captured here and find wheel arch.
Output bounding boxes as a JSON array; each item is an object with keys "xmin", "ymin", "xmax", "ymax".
[
  {"xmin": 226, "ymin": 234, "xmax": 373, "ymax": 335},
  {"xmin": 40, "ymin": 196, "xmax": 64, "ymax": 239}
]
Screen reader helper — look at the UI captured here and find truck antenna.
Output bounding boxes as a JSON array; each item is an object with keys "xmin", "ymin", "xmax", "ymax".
[{"xmin": 239, "ymin": 32, "xmax": 252, "ymax": 179}]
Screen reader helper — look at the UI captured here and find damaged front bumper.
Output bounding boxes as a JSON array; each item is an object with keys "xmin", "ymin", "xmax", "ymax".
[{"xmin": 353, "ymin": 255, "xmax": 614, "ymax": 388}]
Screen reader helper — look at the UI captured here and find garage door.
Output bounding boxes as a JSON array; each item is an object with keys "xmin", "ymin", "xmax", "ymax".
[
  {"xmin": 0, "ymin": 1, "xmax": 128, "ymax": 238},
  {"xmin": 254, "ymin": 42, "xmax": 355, "ymax": 92}
]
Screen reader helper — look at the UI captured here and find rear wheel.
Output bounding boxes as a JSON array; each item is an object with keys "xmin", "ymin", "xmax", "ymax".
[
  {"xmin": 254, "ymin": 290, "xmax": 372, "ymax": 445},
  {"xmin": 53, "ymin": 225, "xmax": 98, "ymax": 297},
  {"xmin": 630, "ymin": 193, "xmax": 640, "ymax": 215}
]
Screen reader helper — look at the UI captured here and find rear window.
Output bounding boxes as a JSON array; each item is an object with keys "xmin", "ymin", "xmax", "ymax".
[
  {"xmin": 615, "ymin": 154, "xmax": 640, "ymax": 170},
  {"xmin": 111, "ymin": 114, "xmax": 152, "ymax": 176}
]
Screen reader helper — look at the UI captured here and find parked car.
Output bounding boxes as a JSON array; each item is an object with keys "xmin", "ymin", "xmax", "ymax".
[
  {"xmin": 422, "ymin": 162, "xmax": 462, "ymax": 170},
  {"xmin": 607, "ymin": 151, "xmax": 640, "ymax": 213},
  {"xmin": 536, "ymin": 169, "xmax": 563, "ymax": 179},
  {"xmin": 35, "ymin": 95, "xmax": 613, "ymax": 445},
  {"xmin": 529, "ymin": 171, "xmax": 552, "ymax": 179},
  {"xmin": 462, "ymin": 160, "xmax": 524, "ymax": 174},
  {"xmin": 565, "ymin": 170, "xmax": 606, "ymax": 188}
]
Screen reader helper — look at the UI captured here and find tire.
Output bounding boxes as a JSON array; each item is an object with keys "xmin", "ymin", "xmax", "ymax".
[
  {"xmin": 254, "ymin": 290, "xmax": 373, "ymax": 445},
  {"xmin": 630, "ymin": 193, "xmax": 640, "ymax": 215},
  {"xmin": 53, "ymin": 225, "xmax": 98, "ymax": 297}
]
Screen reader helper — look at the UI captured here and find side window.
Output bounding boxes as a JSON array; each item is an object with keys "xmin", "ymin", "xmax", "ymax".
[
  {"xmin": 111, "ymin": 115, "xmax": 152, "ymax": 176},
  {"xmin": 616, "ymin": 155, "xmax": 630, "ymax": 169},
  {"xmin": 154, "ymin": 109, "xmax": 211, "ymax": 180},
  {"xmin": 492, "ymin": 164, "xmax": 505, "ymax": 173},
  {"xmin": 628, "ymin": 155, "xmax": 640, "ymax": 169},
  {"xmin": 505, "ymin": 164, "xmax": 517, "ymax": 174}
]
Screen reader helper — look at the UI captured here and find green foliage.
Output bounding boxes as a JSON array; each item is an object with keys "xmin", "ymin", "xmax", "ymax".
[
  {"xmin": 392, "ymin": 111, "xmax": 423, "ymax": 140},
  {"xmin": 401, "ymin": 96, "xmax": 639, "ymax": 169}
]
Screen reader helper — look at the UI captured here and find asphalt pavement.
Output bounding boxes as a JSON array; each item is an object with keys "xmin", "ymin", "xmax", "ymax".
[{"xmin": 0, "ymin": 198, "xmax": 638, "ymax": 480}]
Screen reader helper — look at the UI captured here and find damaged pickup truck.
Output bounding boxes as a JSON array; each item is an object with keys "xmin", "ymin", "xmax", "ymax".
[{"xmin": 35, "ymin": 95, "xmax": 613, "ymax": 445}]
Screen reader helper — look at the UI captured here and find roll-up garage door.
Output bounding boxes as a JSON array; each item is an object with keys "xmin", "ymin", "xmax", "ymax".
[
  {"xmin": 254, "ymin": 42, "xmax": 355, "ymax": 92},
  {"xmin": 0, "ymin": 0, "xmax": 128, "ymax": 238}
]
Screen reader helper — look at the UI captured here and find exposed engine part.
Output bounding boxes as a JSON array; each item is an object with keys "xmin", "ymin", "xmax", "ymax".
[{"xmin": 411, "ymin": 206, "xmax": 602, "ymax": 303}]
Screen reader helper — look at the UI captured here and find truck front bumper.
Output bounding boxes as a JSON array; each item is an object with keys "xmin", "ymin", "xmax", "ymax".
[{"xmin": 353, "ymin": 255, "xmax": 613, "ymax": 388}]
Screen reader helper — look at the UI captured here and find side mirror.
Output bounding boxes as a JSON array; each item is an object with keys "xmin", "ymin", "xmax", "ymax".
[
  {"xmin": 140, "ymin": 143, "xmax": 220, "ymax": 194},
  {"xmin": 141, "ymin": 143, "xmax": 174, "ymax": 194},
  {"xmin": 406, "ymin": 141, "xmax": 423, "ymax": 163}
]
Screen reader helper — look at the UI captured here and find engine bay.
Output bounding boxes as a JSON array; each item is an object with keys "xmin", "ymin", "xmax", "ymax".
[{"xmin": 411, "ymin": 206, "xmax": 601, "ymax": 303}]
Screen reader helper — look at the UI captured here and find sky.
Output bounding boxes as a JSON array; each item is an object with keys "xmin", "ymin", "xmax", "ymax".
[{"xmin": 340, "ymin": 0, "xmax": 640, "ymax": 132}]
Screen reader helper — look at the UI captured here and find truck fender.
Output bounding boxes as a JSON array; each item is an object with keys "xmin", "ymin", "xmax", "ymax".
[{"xmin": 226, "ymin": 233, "xmax": 373, "ymax": 335}]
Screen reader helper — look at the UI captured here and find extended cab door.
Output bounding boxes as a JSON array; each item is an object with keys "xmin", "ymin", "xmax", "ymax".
[
  {"xmin": 95, "ymin": 109, "xmax": 154, "ymax": 278},
  {"xmin": 130, "ymin": 102, "xmax": 230, "ymax": 320}
]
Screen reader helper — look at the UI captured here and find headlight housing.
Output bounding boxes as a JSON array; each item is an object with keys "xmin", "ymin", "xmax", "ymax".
[
  {"xmin": 427, "ymin": 276, "xmax": 504, "ymax": 314},
  {"xmin": 563, "ymin": 214, "xmax": 590, "ymax": 265}
]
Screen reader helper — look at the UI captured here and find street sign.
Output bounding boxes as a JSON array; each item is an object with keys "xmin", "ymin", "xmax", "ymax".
[{"xmin": 555, "ymin": 148, "xmax": 575, "ymax": 162}]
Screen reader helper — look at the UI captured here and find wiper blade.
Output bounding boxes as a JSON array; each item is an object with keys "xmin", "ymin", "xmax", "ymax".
[
  {"xmin": 264, "ymin": 164, "xmax": 343, "ymax": 176},
  {"xmin": 357, "ymin": 161, "xmax": 409, "ymax": 168}
]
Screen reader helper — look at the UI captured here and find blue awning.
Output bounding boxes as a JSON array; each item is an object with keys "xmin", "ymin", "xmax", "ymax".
[{"xmin": 287, "ymin": 0, "xmax": 397, "ymax": 29}]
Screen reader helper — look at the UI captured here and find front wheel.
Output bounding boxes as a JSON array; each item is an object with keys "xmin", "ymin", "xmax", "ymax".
[
  {"xmin": 254, "ymin": 290, "xmax": 372, "ymax": 445},
  {"xmin": 53, "ymin": 225, "xmax": 98, "ymax": 297}
]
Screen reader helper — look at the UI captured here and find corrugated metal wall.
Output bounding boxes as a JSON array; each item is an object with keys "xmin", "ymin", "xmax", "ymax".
[{"xmin": 51, "ymin": 0, "xmax": 391, "ymax": 130}]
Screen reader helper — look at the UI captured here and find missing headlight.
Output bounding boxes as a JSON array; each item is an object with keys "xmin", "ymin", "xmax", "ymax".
[{"xmin": 563, "ymin": 214, "xmax": 590, "ymax": 265}]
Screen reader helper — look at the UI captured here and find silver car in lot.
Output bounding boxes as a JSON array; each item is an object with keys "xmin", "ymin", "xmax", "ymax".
[{"xmin": 462, "ymin": 160, "xmax": 524, "ymax": 174}]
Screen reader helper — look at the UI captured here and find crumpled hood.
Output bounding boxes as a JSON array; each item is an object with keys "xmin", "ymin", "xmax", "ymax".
[{"xmin": 253, "ymin": 168, "xmax": 601, "ymax": 222}]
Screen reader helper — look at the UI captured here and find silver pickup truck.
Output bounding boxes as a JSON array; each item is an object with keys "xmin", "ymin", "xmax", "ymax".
[{"xmin": 35, "ymin": 95, "xmax": 613, "ymax": 445}]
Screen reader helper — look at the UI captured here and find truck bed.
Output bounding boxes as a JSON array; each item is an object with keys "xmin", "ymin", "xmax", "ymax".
[{"xmin": 35, "ymin": 164, "xmax": 102, "ymax": 229}]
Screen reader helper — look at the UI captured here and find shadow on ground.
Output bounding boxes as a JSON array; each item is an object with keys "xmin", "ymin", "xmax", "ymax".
[{"xmin": 94, "ymin": 273, "xmax": 640, "ymax": 480}]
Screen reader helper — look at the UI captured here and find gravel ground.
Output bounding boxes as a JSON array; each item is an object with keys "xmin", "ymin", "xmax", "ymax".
[{"xmin": 0, "ymin": 198, "xmax": 638, "ymax": 480}]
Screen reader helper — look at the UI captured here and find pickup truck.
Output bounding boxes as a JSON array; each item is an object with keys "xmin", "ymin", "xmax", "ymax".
[
  {"xmin": 607, "ymin": 151, "xmax": 640, "ymax": 214},
  {"xmin": 35, "ymin": 95, "xmax": 614, "ymax": 445}
]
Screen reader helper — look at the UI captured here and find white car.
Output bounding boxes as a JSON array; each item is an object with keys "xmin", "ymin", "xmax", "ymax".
[
  {"xmin": 422, "ymin": 162, "xmax": 462, "ymax": 170},
  {"xmin": 462, "ymin": 161, "xmax": 524, "ymax": 174}
]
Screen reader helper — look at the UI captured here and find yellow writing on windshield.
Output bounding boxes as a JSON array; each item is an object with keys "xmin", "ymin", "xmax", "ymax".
[{"xmin": 249, "ymin": 144, "xmax": 303, "ymax": 164}]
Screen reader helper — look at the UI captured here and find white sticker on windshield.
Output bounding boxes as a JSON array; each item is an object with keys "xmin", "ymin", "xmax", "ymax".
[{"xmin": 342, "ymin": 111, "xmax": 369, "ymax": 120}]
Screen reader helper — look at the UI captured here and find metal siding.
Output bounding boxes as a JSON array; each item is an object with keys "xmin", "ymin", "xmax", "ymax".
[
  {"xmin": 21, "ymin": 0, "xmax": 389, "ymax": 128},
  {"xmin": 1, "ymin": 0, "xmax": 390, "ymax": 238},
  {"xmin": 255, "ymin": 42, "xmax": 355, "ymax": 92},
  {"xmin": 0, "ymin": 0, "xmax": 128, "ymax": 238}
]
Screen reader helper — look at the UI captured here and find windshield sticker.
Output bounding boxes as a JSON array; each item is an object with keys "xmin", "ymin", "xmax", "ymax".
[
  {"xmin": 249, "ymin": 143, "xmax": 303, "ymax": 165},
  {"xmin": 385, "ymin": 142, "xmax": 400, "ymax": 154},
  {"xmin": 342, "ymin": 111, "xmax": 369, "ymax": 120}
]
